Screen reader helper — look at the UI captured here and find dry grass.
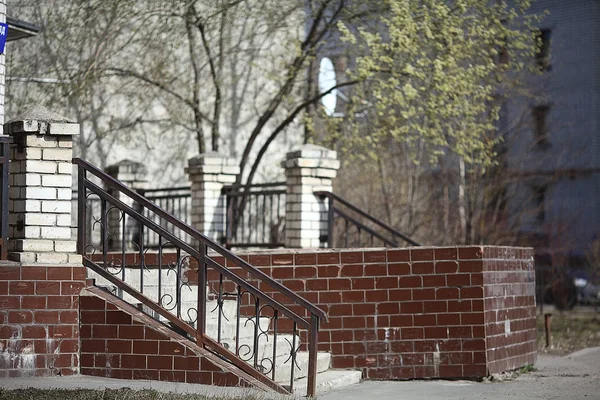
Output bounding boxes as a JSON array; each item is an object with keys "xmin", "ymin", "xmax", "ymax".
[
  {"xmin": 0, "ymin": 388, "xmax": 268, "ymax": 400},
  {"xmin": 537, "ymin": 311, "xmax": 600, "ymax": 355}
]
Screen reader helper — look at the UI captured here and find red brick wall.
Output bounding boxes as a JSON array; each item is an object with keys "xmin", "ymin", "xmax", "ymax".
[
  {"xmin": 79, "ymin": 287, "xmax": 252, "ymax": 386},
  {"xmin": 482, "ymin": 248, "xmax": 537, "ymax": 374},
  {"xmin": 196, "ymin": 246, "xmax": 536, "ymax": 380},
  {"xmin": 0, "ymin": 263, "xmax": 86, "ymax": 377}
]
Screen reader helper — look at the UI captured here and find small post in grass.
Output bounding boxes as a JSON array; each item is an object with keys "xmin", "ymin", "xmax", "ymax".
[{"xmin": 544, "ymin": 313, "xmax": 553, "ymax": 348}]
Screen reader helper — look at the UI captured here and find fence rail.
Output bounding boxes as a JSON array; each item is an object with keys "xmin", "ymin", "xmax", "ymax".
[{"xmin": 0, "ymin": 136, "xmax": 11, "ymax": 260}]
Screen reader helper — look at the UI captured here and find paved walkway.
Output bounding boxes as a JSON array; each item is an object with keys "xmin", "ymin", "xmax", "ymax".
[{"xmin": 1, "ymin": 347, "xmax": 600, "ymax": 399}]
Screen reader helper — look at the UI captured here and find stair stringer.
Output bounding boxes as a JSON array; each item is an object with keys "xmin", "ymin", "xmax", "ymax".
[{"xmin": 79, "ymin": 285, "xmax": 277, "ymax": 392}]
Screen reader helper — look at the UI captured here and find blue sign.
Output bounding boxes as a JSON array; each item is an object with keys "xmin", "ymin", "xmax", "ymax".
[{"xmin": 0, "ymin": 23, "xmax": 7, "ymax": 54}]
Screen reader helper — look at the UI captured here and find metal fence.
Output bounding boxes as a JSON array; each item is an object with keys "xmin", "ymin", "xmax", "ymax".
[
  {"xmin": 137, "ymin": 186, "xmax": 191, "ymax": 247},
  {"xmin": 223, "ymin": 182, "xmax": 287, "ymax": 249},
  {"xmin": 73, "ymin": 186, "xmax": 192, "ymax": 250},
  {"xmin": 0, "ymin": 136, "xmax": 11, "ymax": 260}
]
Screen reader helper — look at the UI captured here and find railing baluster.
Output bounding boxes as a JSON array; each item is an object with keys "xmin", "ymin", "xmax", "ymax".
[
  {"xmin": 269, "ymin": 194, "xmax": 274, "ymax": 243},
  {"xmin": 176, "ymin": 247, "xmax": 182, "ymax": 319},
  {"xmin": 344, "ymin": 218, "xmax": 349, "ymax": 248},
  {"xmin": 217, "ymin": 273, "xmax": 224, "ymax": 344},
  {"xmin": 289, "ymin": 321, "xmax": 297, "ymax": 393},
  {"xmin": 120, "ymin": 212, "xmax": 126, "ymax": 298},
  {"xmin": 139, "ymin": 224, "xmax": 144, "ymax": 294},
  {"xmin": 235, "ymin": 285, "xmax": 241, "ymax": 356},
  {"xmin": 196, "ymin": 246, "xmax": 207, "ymax": 344},
  {"xmin": 262, "ymin": 193, "xmax": 266, "ymax": 243},
  {"xmin": 307, "ymin": 314, "xmax": 319, "ymax": 398},
  {"xmin": 100, "ymin": 199, "xmax": 107, "ymax": 268},
  {"xmin": 327, "ymin": 196, "xmax": 334, "ymax": 248},
  {"xmin": 271, "ymin": 310, "xmax": 278, "ymax": 382},
  {"xmin": 158, "ymin": 236, "xmax": 163, "ymax": 319},
  {"xmin": 253, "ymin": 297, "xmax": 260, "ymax": 369}
]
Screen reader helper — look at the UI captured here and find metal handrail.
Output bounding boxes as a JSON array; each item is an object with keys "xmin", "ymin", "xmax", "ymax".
[
  {"xmin": 333, "ymin": 207, "xmax": 398, "ymax": 247},
  {"xmin": 314, "ymin": 190, "xmax": 421, "ymax": 247},
  {"xmin": 74, "ymin": 157, "xmax": 326, "ymax": 321},
  {"xmin": 82, "ymin": 178, "xmax": 310, "ymax": 327},
  {"xmin": 84, "ymin": 259, "xmax": 289, "ymax": 394},
  {"xmin": 74, "ymin": 158, "xmax": 324, "ymax": 397}
]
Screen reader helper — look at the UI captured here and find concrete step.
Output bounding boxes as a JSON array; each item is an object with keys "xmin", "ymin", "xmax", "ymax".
[
  {"xmin": 218, "ymin": 333, "xmax": 299, "ymax": 362},
  {"xmin": 87, "ymin": 269, "xmax": 339, "ymax": 389},
  {"xmin": 293, "ymin": 369, "xmax": 362, "ymax": 396},
  {"xmin": 205, "ymin": 316, "xmax": 271, "ymax": 341},
  {"xmin": 274, "ymin": 351, "xmax": 330, "ymax": 384}
]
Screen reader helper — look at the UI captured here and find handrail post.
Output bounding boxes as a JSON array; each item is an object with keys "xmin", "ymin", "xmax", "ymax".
[
  {"xmin": 307, "ymin": 314, "xmax": 319, "ymax": 398},
  {"xmin": 196, "ymin": 242, "xmax": 207, "ymax": 345},
  {"xmin": 327, "ymin": 195, "xmax": 334, "ymax": 249}
]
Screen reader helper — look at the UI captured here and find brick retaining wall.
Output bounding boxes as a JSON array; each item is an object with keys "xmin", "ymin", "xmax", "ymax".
[
  {"xmin": 197, "ymin": 246, "xmax": 537, "ymax": 379},
  {"xmin": 0, "ymin": 263, "xmax": 86, "ymax": 377}
]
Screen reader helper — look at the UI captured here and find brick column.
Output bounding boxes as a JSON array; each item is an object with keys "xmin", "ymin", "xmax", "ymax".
[
  {"xmin": 186, "ymin": 153, "xmax": 239, "ymax": 242},
  {"xmin": 105, "ymin": 160, "xmax": 147, "ymax": 250},
  {"xmin": 6, "ymin": 106, "xmax": 80, "ymax": 264},
  {"xmin": 283, "ymin": 144, "xmax": 340, "ymax": 248},
  {"xmin": 1, "ymin": 105, "xmax": 85, "ymax": 378}
]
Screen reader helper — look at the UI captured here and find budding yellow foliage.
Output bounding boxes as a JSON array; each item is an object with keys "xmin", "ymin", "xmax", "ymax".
[{"xmin": 336, "ymin": 0, "xmax": 541, "ymax": 168}]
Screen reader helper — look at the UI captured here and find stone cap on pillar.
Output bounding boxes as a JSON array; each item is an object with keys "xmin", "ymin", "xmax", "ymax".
[
  {"xmin": 4, "ymin": 105, "xmax": 79, "ymax": 136},
  {"xmin": 186, "ymin": 152, "xmax": 240, "ymax": 176},
  {"xmin": 105, "ymin": 159, "xmax": 147, "ymax": 184},
  {"xmin": 281, "ymin": 144, "xmax": 340, "ymax": 170}
]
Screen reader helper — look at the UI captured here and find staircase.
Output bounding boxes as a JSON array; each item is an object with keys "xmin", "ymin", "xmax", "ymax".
[
  {"xmin": 75, "ymin": 158, "xmax": 360, "ymax": 396},
  {"xmin": 87, "ymin": 266, "xmax": 352, "ymax": 393}
]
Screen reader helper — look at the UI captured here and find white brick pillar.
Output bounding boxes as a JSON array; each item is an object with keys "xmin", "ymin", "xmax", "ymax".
[
  {"xmin": 105, "ymin": 160, "xmax": 147, "ymax": 250},
  {"xmin": 186, "ymin": 153, "xmax": 239, "ymax": 243},
  {"xmin": 5, "ymin": 105, "xmax": 80, "ymax": 264},
  {"xmin": 283, "ymin": 144, "xmax": 340, "ymax": 248}
]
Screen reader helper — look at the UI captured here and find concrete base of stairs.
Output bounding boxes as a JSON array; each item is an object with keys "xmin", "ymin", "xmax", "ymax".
[
  {"xmin": 0, "ymin": 369, "xmax": 362, "ymax": 398},
  {"xmin": 293, "ymin": 369, "xmax": 363, "ymax": 397}
]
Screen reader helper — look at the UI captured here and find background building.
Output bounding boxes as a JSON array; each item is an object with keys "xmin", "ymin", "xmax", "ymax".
[{"xmin": 504, "ymin": 0, "xmax": 600, "ymax": 267}]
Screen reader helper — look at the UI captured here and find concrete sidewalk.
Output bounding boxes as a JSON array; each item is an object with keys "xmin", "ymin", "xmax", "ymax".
[
  {"xmin": 1, "ymin": 348, "xmax": 600, "ymax": 399},
  {"xmin": 321, "ymin": 347, "xmax": 600, "ymax": 400}
]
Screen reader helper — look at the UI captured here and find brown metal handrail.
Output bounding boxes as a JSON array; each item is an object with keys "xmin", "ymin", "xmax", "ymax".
[
  {"xmin": 314, "ymin": 191, "xmax": 421, "ymax": 248},
  {"xmin": 74, "ymin": 158, "xmax": 324, "ymax": 397},
  {"xmin": 0, "ymin": 136, "xmax": 11, "ymax": 260}
]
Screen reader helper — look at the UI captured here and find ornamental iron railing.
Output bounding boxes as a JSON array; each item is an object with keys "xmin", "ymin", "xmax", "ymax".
[
  {"xmin": 314, "ymin": 191, "xmax": 420, "ymax": 248},
  {"xmin": 223, "ymin": 182, "xmax": 286, "ymax": 249},
  {"xmin": 74, "ymin": 158, "xmax": 325, "ymax": 397}
]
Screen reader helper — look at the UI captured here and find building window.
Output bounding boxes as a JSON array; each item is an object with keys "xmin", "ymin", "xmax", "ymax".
[
  {"xmin": 535, "ymin": 29, "xmax": 552, "ymax": 71},
  {"xmin": 532, "ymin": 105, "xmax": 550, "ymax": 147},
  {"xmin": 532, "ymin": 184, "xmax": 547, "ymax": 223}
]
